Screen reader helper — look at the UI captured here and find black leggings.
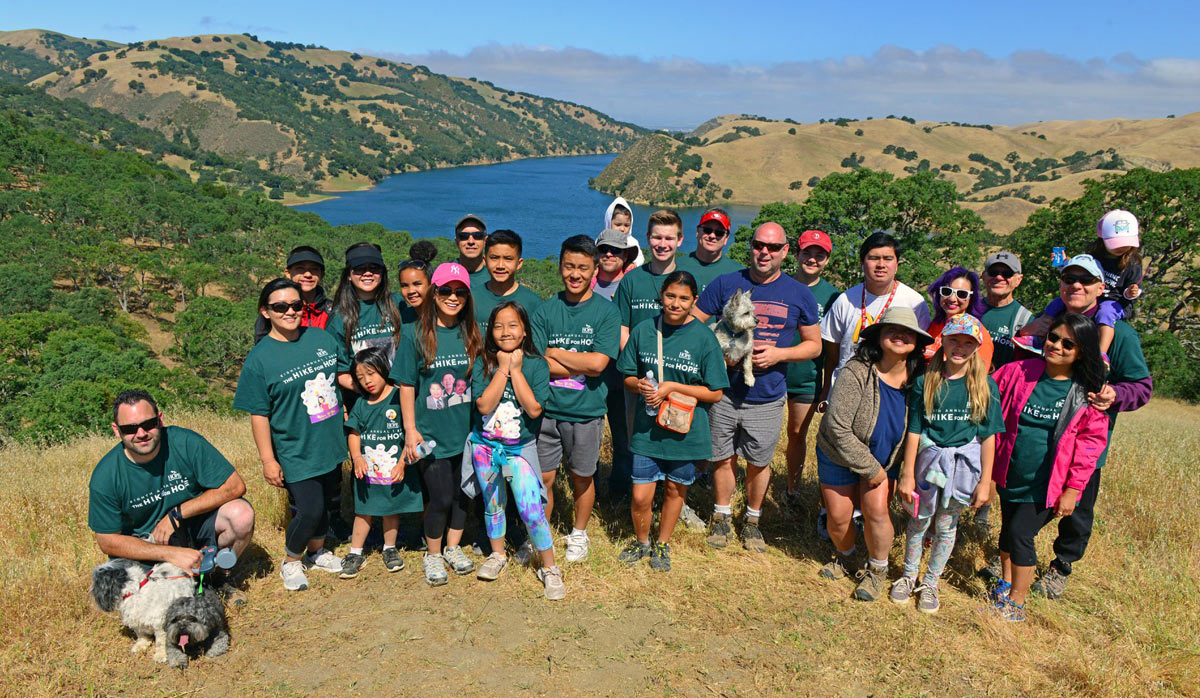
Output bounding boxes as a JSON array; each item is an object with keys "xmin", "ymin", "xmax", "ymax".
[
  {"xmin": 283, "ymin": 467, "xmax": 340, "ymax": 558},
  {"xmin": 998, "ymin": 498, "xmax": 1057, "ymax": 567},
  {"xmin": 418, "ymin": 457, "xmax": 470, "ymax": 541}
]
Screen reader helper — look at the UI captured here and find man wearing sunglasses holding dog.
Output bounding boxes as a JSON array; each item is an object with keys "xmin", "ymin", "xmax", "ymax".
[
  {"xmin": 89, "ymin": 390, "xmax": 255, "ymax": 575},
  {"xmin": 454, "ymin": 214, "xmax": 491, "ymax": 289}
]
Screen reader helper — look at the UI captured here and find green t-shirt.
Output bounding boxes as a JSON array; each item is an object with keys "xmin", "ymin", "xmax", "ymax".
[
  {"xmin": 88, "ymin": 426, "xmax": 236, "ymax": 537},
  {"xmin": 399, "ymin": 301, "xmax": 418, "ymax": 326},
  {"xmin": 907, "ymin": 374, "xmax": 1004, "ymax": 447},
  {"xmin": 471, "ymin": 354, "xmax": 551, "ymax": 444},
  {"xmin": 531, "ymin": 292, "xmax": 621, "ymax": 421},
  {"xmin": 676, "ymin": 252, "xmax": 744, "ymax": 293},
  {"xmin": 615, "ymin": 264, "xmax": 672, "ymax": 330},
  {"xmin": 616, "ymin": 317, "xmax": 730, "ymax": 461},
  {"xmin": 473, "ymin": 282, "xmax": 544, "ymax": 334},
  {"xmin": 344, "ymin": 387, "xmax": 423, "ymax": 515},
  {"xmin": 391, "ymin": 324, "xmax": 474, "ymax": 459},
  {"xmin": 786, "ymin": 278, "xmax": 841, "ymax": 395},
  {"xmin": 233, "ymin": 327, "xmax": 348, "ymax": 482},
  {"xmin": 1097, "ymin": 320, "xmax": 1151, "ymax": 468},
  {"xmin": 326, "ymin": 296, "xmax": 403, "ymax": 372},
  {"xmin": 467, "ymin": 265, "xmax": 490, "ymax": 290},
  {"xmin": 981, "ymin": 300, "xmax": 1032, "ymax": 369},
  {"xmin": 999, "ymin": 375, "xmax": 1072, "ymax": 503}
]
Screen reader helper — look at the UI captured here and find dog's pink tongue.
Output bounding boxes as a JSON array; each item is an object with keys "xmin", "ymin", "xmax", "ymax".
[{"xmin": 178, "ymin": 634, "xmax": 189, "ymax": 648}]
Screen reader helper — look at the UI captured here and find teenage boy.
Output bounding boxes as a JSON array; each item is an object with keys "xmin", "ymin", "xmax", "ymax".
[
  {"xmin": 980, "ymin": 251, "xmax": 1033, "ymax": 369},
  {"xmin": 677, "ymin": 208, "xmax": 744, "ymax": 292},
  {"xmin": 454, "ymin": 214, "xmax": 490, "ymax": 288},
  {"xmin": 616, "ymin": 209, "xmax": 685, "ymax": 350},
  {"xmin": 693, "ymin": 222, "xmax": 822, "ymax": 552},
  {"xmin": 254, "ymin": 246, "xmax": 332, "ymax": 342},
  {"xmin": 473, "ymin": 229, "xmax": 543, "ymax": 331},
  {"xmin": 531, "ymin": 235, "xmax": 622, "ymax": 563},
  {"xmin": 783, "ymin": 230, "xmax": 841, "ymax": 505},
  {"xmin": 594, "ymin": 228, "xmax": 639, "ymax": 302}
]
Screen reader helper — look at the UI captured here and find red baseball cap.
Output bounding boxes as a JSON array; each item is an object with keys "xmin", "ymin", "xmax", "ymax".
[
  {"xmin": 698, "ymin": 210, "xmax": 731, "ymax": 233},
  {"xmin": 797, "ymin": 229, "xmax": 832, "ymax": 254}
]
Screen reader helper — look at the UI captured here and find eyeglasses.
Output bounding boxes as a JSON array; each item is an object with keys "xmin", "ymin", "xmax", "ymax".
[
  {"xmin": 268, "ymin": 300, "xmax": 305, "ymax": 313},
  {"xmin": 1046, "ymin": 331, "xmax": 1077, "ymax": 351},
  {"xmin": 116, "ymin": 417, "xmax": 160, "ymax": 436},
  {"xmin": 598, "ymin": 245, "xmax": 623, "ymax": 257},
  {"xmin": 938, "ymin": 286, "xmax": 973, "ymax": 301},
  {"xmin": 986, "ymin": 266, "xmax": 1016, "ymax": 279},
  {"xmin": 351, "ymin": 264, "xmax": 384, "ymax": 275},
  {"xmin": 435, "ymin": 285, "xmax": 470, "ymax": 298},
  {"xmin": 456, "ymin": 231, "xmax": 488, "ymax": 241},
  {"xmin": 698, "ymin": 225, "xmax": 728, "ymax": 238},
  {"xmin": 751, "ymin": 240, "xmax": 786, "ymax": 253},
  {"xmin": 1060, "ymin": 271, "xmax": 1099, "ymax": 286}
]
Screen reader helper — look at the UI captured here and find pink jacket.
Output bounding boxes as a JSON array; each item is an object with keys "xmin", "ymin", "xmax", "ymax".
[{"xmin": 992, "ymin": 359, "xmax": 1109, "ymax": 508}]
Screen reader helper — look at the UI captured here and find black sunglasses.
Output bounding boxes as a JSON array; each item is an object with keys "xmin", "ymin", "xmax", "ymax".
[
  {"xmin": 456, "ymin": 231, "xmax": 488, "ymax": 241},
  {"xmin": 698, "ymin": 225, "xmax": 728, "ymax": 237},
  {"xmin": 598, "ymin": 245, "xmax": 623, "ymax": 256},
  {"xmin": 435, "ymin": 285, "xmax": 470, "ymax": 298},
  {"xmin": 1060, "ymin": 271, "xmax": 1099, "ymax": 285},
  {"xmin": 116, "ymin": 416, "xmax": 160, "ymax": 436},
  {"xmin": 351, "ymin": 264, "xmax": 384, "ymax": 274},
  {"xmin": 1046, "ymin": 331, "xmax": 1077, "ymax": 351},
  {"xmin": 268, "ymin": 300, "xmax": 305, "ymax": 313},
  {"xmin": 751, "ymin": 240, "xmax": 786, "ymax": 253},
  {"xmin": 986, "ymin": 266, "xmax": 1016, "ymax": 279},
  {"xmin": 938, "ymin": 286, "xmax": 973, "ymax": 301}
]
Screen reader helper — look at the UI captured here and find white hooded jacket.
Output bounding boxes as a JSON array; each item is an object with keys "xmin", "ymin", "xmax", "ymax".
[{"xmin": 603, "ymin": 196, "xmax": 645, "ymax": 268}]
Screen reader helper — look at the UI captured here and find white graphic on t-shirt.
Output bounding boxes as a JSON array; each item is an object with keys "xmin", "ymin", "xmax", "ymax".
[
  {"xmin": 362, "ymin": 444, "xmax": 399, "ymax": 485},
  {"xmin": 483, "ymin": 400, "xmax": 523, "ymax": 442},
  {"xmin": 302, "ymin": 372, "xmax": 339, "ymax": 423}
]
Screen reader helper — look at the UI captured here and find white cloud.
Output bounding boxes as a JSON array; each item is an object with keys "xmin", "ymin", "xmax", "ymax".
[{"xmin": 368, "ymin": 43, "xmax": 1200, "ymax": 129}]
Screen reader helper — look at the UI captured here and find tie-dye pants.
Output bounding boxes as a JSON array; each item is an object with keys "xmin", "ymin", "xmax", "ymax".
[{"xmin": 470, "ymin": 440, "xmax": 553, "ymax": 552}]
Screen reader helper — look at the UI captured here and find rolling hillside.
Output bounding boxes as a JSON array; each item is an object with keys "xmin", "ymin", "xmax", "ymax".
[
  {"xmin": 0, "ymin": 29, "xmax": 644, "ymax": 200},
  {"xmin": 592, "ymin": 112, "xmax": 1200, "ymax": 235}
]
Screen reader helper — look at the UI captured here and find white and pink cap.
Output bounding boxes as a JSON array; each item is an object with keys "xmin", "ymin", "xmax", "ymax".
[
  {"xmin": 1097, "ymin": 209, "xmax": 1140, "ymax": 251},
  {"xmin": 431, "ymin": 262, "xmax": 470, "ymax": 289}
]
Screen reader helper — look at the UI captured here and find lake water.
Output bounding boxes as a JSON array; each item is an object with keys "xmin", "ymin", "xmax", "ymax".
[{"xmin": 294, "ymin": 154, "xmax": 762, "ymax": 260}]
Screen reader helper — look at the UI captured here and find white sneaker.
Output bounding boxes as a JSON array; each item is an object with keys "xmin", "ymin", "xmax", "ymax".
[
  {"xmin": 304, "ymin": 548, "xmax": 343, "ymax": 574},
  {"xmin": 564, "ymin": 531, "xmax": 589, "ymax": 563},
  {"xmin": 513, "ymin": 539, "xmax": 534, "ymax": 566},
  {"xmin": 679, "ymin": 504, "xmax": 706, "ymax": 531},
  {"xmin": 537, "ymin": 565, "xmax": 566, "ymax": 601},
  {"xmin": 280, "ymin": 559, "xmax": 309, "ymax": 591}
]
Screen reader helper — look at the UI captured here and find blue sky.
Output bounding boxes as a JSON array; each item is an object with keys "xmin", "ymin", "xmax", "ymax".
[{"xmin": 7, "ymin": 1, "xmax": 1199, "ymax": 128}]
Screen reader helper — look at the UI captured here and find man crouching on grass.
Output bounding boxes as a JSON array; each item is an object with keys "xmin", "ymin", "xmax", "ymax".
[{"xmin": 88, "ymin": 389, "xmax": 255, "ymax": 598}]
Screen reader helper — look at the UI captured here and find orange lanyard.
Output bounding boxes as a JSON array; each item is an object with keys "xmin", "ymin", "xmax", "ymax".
[{"xmin": 861, "ymin": 281, "xmax": 898, "ymax": 331}]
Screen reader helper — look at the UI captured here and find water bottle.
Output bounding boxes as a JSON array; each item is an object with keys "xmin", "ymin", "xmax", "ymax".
[
  {"xmin": 644, "ymin": 371, "xmax": 658, "ymax": 415},
  {"xmin": 414, "ymin": 439, "xmax": 437, "ymax": 459}
]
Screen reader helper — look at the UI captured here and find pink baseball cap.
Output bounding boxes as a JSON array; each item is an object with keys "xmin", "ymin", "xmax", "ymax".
[
  {"xmin": 1097, "ymin": 209, "xmax": 1139, "ymax": 251},
  {"xmin": 797, "ymin": 229, "xmax": 832, "ymax": 254},
  {"xmin": 431, "ymin": 262, "xmax": 470, "ymax": 289}
]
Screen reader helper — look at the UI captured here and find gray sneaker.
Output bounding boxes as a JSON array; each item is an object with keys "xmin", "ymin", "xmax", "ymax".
[
  {"xmin": 442, "ymin": 545, "xmax": 475, "ymax": 575},
  {"xmin": 1032, "ymin": 565, "xmax": 1069, "ymax": 599},
  {"xmin": 304, "ymin": 548, "xmax": 343, "ymax": 574},
  {"xmin": 741, "ymin": 516, "xmax": 767, "ymax": 553},
  {"xmin": 513, "ymin": 539, "xmax": 534, "ymax": 566},
  {"xmin": 706, "ymin": 513, "xmax": 732, "ymax": 549},
  {"xmin": 537, "ymin": 565, "xmax": 566, "ymax": 601},
  {"xmin": 422, "ymin": 553, "xmax": 448, "ymax": 586},
  {"xmin": 853, "ymin": 563, "xmax": 887, "ymax": 601},
  {"xmin": 679, "ymin": 504, "xmax": 706, "ymax": 531},
  {"xmin": 477, "ymin": 553, "xmax": 507, "ymax": 581},
  {"xmin": 819, "ymin": 554, "xmax": 854, "ymax": 581},
  {"xmin": 381, "ymin": 548, "xmax": 404, "ymax": 573},
  {"xmin": 889, "ymin": 576, "xmax": 916, "ymax": 604},
  {"xmin": 916, "ymin": 583, "xmax": 940, "ymax": 613},
  {"xmin": 978, "ymin": 554, "xmax": 1003, "ymax": 582},
  {"xmin": 649, "ymin": 541, "xmax": 672, "ymax": 572},
  {"xmin": 280, "ymin": 559, "xmax": 309, "ymax": 591},
  {"xmin": 339, "ymin": 552, "xmax": 366, "ymax": 579},
  {"xmin": 618, "ymin": 540, "xmax": 651, "ymax": 566}
]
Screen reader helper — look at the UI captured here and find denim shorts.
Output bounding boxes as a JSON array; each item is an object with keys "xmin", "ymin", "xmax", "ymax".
[
  {"xmin": 631, "ymin": 454, "xmax": 697, "ymax": 486},
  {"xmin": 816, "ymin": 448, "xmax": 899, "ymax": 487}
]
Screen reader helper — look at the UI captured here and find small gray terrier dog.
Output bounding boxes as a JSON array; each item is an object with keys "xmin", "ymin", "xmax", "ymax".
[
  {"xmin": 90, "ymin": 558, "xmax": 230, "ymax": 669},
  {"xmin": 711, "ymin": 289, "xmax": 758, "ymax": 386}
]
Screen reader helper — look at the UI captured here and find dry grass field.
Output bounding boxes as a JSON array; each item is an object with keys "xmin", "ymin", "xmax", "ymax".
[{"xmin": 1, "ymin": 401, "xmax": 1197, "ymax": 696}]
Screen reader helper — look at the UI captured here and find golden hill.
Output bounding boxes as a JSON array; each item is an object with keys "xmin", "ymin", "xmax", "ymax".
[{"xmin": 593, "ymin": 112, "xmax": 1200, "ymax": 235}]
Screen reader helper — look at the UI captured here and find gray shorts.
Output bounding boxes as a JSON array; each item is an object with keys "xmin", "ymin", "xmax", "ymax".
[
  {"xmin": 537, "ymin": 416, "xmax": 604, "ymax": 477},
  {"xmin": 709, "ymin": 395, "xmax": 786, "ymax": 467}
]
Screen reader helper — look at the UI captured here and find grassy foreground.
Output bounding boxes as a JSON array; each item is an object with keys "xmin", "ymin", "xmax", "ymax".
[{"xmin": 1, "ymin": 402, "xmax": 1197, "ymax": 696}]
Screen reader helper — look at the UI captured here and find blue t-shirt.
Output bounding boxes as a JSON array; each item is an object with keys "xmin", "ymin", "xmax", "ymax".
[
  {"xmin": 697, "ymin": 269, "xmax": 819, "ymax": 403},
  {"xmin": 870, "ymin": 378, "xmax": 907, "ymax": 468}
]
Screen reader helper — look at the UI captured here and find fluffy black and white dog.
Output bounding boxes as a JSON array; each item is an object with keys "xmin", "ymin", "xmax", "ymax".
[{"xmin": 90, "ymin": 559, "xmax": 230, "ymax": 668}]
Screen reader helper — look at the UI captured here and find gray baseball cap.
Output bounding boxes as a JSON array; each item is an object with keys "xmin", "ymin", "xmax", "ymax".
[
  {"xmin": 596, "ymin": 227, "xmax": 638, "ymax": 249},
  {"xmin": 985, "ymin": 251, "xmax": 1022, "ymax": 274},
  {"xmin": 455, "ymin": 214, "xmax": 486, "ymax": 232}
]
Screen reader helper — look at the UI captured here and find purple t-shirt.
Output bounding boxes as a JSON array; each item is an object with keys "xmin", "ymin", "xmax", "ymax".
[{"xmin": 698, "ymin": 269, "xmax": 819, "ymax": 403}]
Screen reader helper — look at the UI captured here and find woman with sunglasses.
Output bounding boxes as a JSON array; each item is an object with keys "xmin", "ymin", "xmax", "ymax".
[
  {"xmin": 391, "ymin": 262, "xmax": 483, "ymax": 585},
  {"xmin": 923, "ymin": 267, "xmax": 995, "ymax": 368},
  {"xmin": 329, "ymin": 243, "xmax": 407, "ymax": 400},
  {"xmin": 986, "ymin": 313, "xmax": 1108, "ymax": 621},
  {"xmin": 234, "ymin": 278, "xmax": 349, "ymax": 591}
]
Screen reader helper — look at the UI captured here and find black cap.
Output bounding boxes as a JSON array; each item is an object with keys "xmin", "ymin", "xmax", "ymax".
[
  {"xmin": 345, "ymin": 245, "xmax": 385, "ymax": 269},
  {"xmin": 286, "ymin": 247, "xmax": 325, "ymax": 269},
  {"xmin": 455, "ymin": 214, "xmax": 486, "ymax": 233}
]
